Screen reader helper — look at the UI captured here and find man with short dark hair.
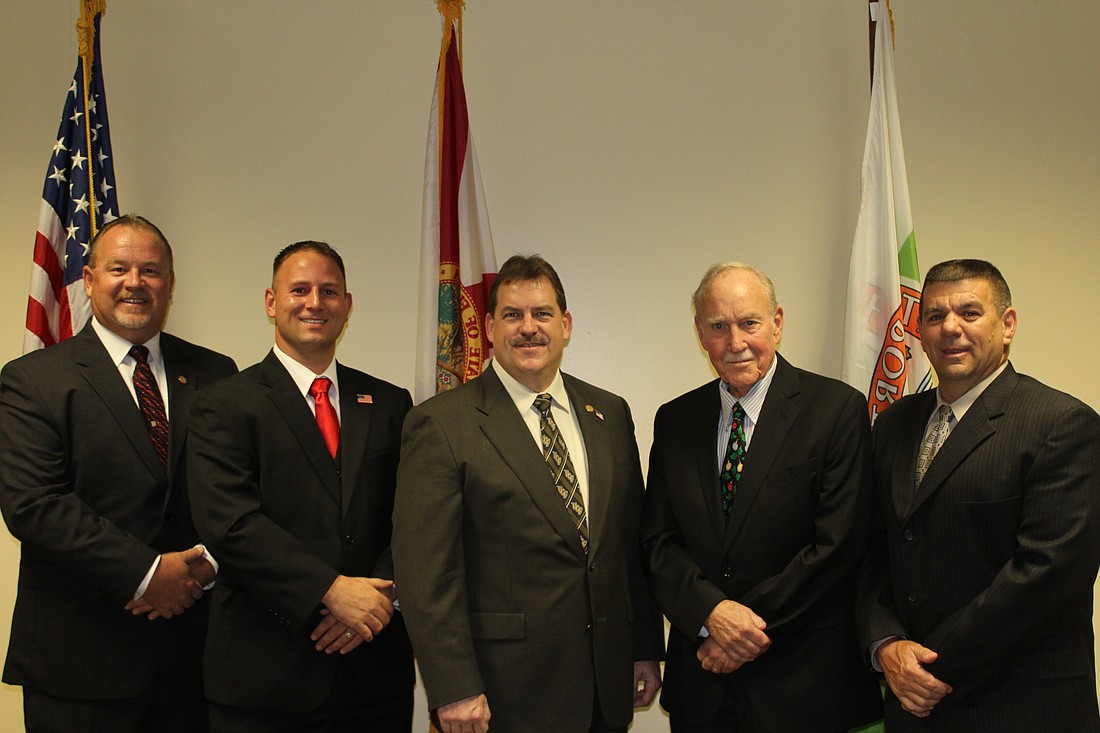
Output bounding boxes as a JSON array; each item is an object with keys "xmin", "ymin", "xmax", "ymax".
[
  {"xmin": 393, "ymin": 254, "xmax": 663, "ymax": 733},
  {"xmin": 188, "ymin": 241, "xmax": 414, "ymax": 732},
  {"xmin": 642, "ymin": 262, "xmax": 883, "ymax": 732},
  {"xmin": 0, "ymin": 214, "xmax": 237, "ymax": 732},
  {"xmin": 858, "ymin": 258, "xmax": 1100, "ymax": 730}
]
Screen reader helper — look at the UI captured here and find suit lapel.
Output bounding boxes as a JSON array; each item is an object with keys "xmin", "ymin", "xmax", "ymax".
[
  {"xmin": 563, "ymin": 375, "xmax": 611, "ymax": 556},
  {"xmin": 75, "ymin": 326, "xmax": 164, "ymax": 480},
  {"xmin": 906, "ymin": 366, "xmax": 1015, "ymax": 519},
  {"xmin": 162, "ymin": 334, "xmax": 195, "ymax": 479},
  {"xmin": 724, "ymin": 357, "xmax": 800, "ymax": 546},
  {"xmin": 684, "ymin": 383, "xmax": 727, "ymax": 542},
  {"xmin": 259, "ymin": 352, "xmax": 342, "ymax": 508},
  {"xmin": 337, "ymin": 363, "xmax": 373, "ymax": 516},
  {"xmin": 890, "ymin": 392, "xmax": 936, "ymax": 520},
  {"xmin": 477, "ymin": 369, "xmax": 588, "ymax": 558}
]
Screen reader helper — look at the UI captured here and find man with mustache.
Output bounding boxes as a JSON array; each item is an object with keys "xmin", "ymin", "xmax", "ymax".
[
  {"xmin": 857, "ymin": 259, "xmax": 1100, "ymax": 731},
  {"xmin": 393, "ymin": 254, "xmax": 663, "ymax": 733},
  {"xmin": 0, "ymin": 215, "xmax": 237, "ymax": 731},
  {"xmin": 641, "ymin": 262, "xmax": 882, "ymax": 732}
]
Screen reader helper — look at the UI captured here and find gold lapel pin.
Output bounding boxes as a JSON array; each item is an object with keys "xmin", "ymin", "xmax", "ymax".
[
  {"xmin": 585, "ymin": 404, "xmax": 604, "ymax": 421},
  {"xmin": 178, "ymin": 376, "xmax": 187, "ymax": 384}
]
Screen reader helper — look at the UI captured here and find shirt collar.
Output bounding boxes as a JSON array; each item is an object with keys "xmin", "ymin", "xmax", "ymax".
[
  {"xmin": 91, "ymin": 317, "xmax": 163, "ymax": 367},
  {"xmin": 491, "ymin": 359, "xmax": 570, "ymax": 417},
  {"xmin": 273, "ymin": 344, "xmax": 339, "ymax": 400}
]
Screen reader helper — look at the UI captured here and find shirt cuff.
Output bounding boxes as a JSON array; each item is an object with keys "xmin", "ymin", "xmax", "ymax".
[{"xmin": 133, "ymin": 544, "xmax": 219, "ymax": 600}]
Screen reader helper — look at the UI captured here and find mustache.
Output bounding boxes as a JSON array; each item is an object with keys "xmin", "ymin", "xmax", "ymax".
[
  {"xmin": 723, "ymin": 350, "xmax": 753, "ymax": 364},
  {"xmin": 511, "ymin": 335, "xmax": 549, "ymax": 347}
]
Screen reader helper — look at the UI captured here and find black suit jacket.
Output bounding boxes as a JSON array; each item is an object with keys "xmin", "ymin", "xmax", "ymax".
[
  {"xmin": 392, "ymin": 367, "xmax": 663, "ymax": 732},
  {"xmin": 642, "ymin": 355, "xmax": 882, "ymax": 731},
  {"xmin": 0, "ymin": 323, "xmax": 236, "ymax": 698},
  {"xmin": 857, "ymin": 363, "xmax": 1100, "ymax": 731},
  {"xmin": 187, "ymin": 351, "xmax": 414, "ymax": 714}
]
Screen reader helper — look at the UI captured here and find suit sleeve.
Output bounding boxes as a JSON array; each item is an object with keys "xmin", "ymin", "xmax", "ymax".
[
  {"xmin": 737, "ymin": 389, "xmax": 874, "ymax": 634},
  {"xmin": 0, "ymin": 359, "xmax": 157, "ymax": 600},
  {"xmin": 392, "ymin": 406, "xmax": 486, "ymax": 710},
  {"xmin": 187, "ymin": 386, "xmax": 338, "ymax": 633},
  {"xmin": 924, "ymin": 401, "xmax": 1100, "ymax": 696}
]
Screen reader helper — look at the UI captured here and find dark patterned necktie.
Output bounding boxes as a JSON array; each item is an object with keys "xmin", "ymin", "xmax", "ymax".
[
  {"xmin": 533, "ymin": 393, "xmax": 589, "ymax": 553},
  {"xmin": 129, "ymin": 345, "xmax": 169, "ymax": 468},
  {"xmin": 309, "ymin": 377, "xmax": 340, "ymax": 459},
  {"xmin": 720, "ymin": 403, "xmax": 747, "ymax": 518}
]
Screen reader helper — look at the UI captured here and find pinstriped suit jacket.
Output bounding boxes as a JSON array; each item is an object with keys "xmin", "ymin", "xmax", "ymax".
[{"xmin": 858, "ymin": 362, "xmax": 1100, "ymax": 731}]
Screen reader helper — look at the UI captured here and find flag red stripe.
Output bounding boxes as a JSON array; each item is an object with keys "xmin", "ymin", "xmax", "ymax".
[
  {"xmin": 439, "ymin": 36, "xmax": 470, "ymax": 263},
  {"xmin": 32, "ymin": 230, "xmax": 66, "ymax": 302},
  {"xmin": 24, "ymin": 297, "xmax": 57, "ymax": 349}
]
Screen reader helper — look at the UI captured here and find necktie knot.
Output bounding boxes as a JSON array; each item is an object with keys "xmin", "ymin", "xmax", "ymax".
[
  {"xmin": 129, "ymin": 344, "xmax": 150, "ymax": 365},
  {"xmin": 533, "ymin": 393, "xmax": 553, "ymax": 418},
  {"xmin": 309, "ymin": 376, "xmax": 333, "ymax": 400}
]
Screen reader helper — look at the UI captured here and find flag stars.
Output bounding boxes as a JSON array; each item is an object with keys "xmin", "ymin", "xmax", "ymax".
[
  {"xmin": 52, "ymin": 138, "xmax": 68, "ymax": 156},
  {"xmin": 69, "ymin": 109, "xmax": 83, "ymax": 127},
  {"xmin": 66, "ymin": 222, "xmax": 80, "ymax": 242},
  {"xmin": 48, "ymin": 165, "xmax": 67, "ymax": 185},
  {"xmin": 73, "ymin": 195, "xmax": 90, "ymax": 214},
  {"xmin": 71, "ymin": 150, "xmax": 87, "ymax": 170}
]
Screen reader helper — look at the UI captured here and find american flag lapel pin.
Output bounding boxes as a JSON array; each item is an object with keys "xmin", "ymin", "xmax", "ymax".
[{"xmin": 357, "ymin": 394, "xmax": 373, "ymax": 404}]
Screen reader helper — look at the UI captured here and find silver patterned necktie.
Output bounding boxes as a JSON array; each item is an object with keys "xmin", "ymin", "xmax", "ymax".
[
  {"xmin": 915, "ymin": 404, "xmax": 954, "ymax": 488},
  {"xmin": 533, "ymin": 393, "xmax": 589, "ymax": 553}
]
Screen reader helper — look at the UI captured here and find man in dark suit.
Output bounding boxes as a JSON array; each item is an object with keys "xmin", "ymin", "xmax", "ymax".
[
  {"xmin": 641, "ymin": 262, "xmax": 883, "ymax": 732},
  {"xmin": 187, "ymin": 241, "xmax": 414, "ymax": 732},
  {"xmin": 0, "ymin": 215, "xmax": 237, "ymax": 732},
  {"xmin": 857, "ymin": 259, "xmax": 1100, "ymax": 731},
  {"xmin": 392, "ymin": 254, "xmax": 663, "ymax": 733}
]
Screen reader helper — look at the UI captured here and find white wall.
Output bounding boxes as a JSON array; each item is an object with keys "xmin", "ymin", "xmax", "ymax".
[{"xmin": 1, "ymin": 1, "xmax": 1097, "ymax": 729}]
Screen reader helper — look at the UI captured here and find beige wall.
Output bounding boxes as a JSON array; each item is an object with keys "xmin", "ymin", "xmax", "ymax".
[{"xmin": 1, "ymin": 1, "xmax": 1097, "ymax": 729}]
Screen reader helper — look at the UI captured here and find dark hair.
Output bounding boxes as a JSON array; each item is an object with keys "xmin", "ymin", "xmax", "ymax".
[
  {"xmin": 922, "ymin": 259, "xmax": 1012, "ymax": 315},
  {"xmin": 87, "ymin": 214, "xmax": 173, "ymax": 272},
  {"xmin": 272, "ymin": 241, "xmax": 346, "ymax": 281},
  {"xmin": 487, "ymin": 254, "xmax": 567, "ymax": 314}
]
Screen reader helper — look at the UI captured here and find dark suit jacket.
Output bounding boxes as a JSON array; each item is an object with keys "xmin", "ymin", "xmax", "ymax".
[
  {"xmin": 187, "ymin": 350, "xmax": 414, "ymax": 714},
  {"xmin": 642, "ymin": 355, "xmax": 882, "ymax": 731},
  {"xmin": 857, "ymin": 363, "xmax": 1100, "ymax": 731},
  {"xmin": 392, "ymin": 367, "xmax": 663, "ymax": 732},
  {"xmin": 0, "ymin": 323, "xmax": 236, "ymax": 699}
]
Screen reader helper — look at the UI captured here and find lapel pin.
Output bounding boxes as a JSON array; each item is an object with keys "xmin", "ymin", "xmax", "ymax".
[
  {"xmin": 177, "ymin": 376, "xmax": 187, "ymax": 384},
  {"xmin": 585, "ymin": 404, "xmax": 604, "ymax": 421},
  {"xmin": 357, "ymin": 394, "xmax": 373, "ymax": 404}
]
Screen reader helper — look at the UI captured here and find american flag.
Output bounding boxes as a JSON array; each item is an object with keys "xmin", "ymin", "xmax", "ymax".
[{"xmin": 24, "ymin": 4, "xmax": 119, "ymax": 353}]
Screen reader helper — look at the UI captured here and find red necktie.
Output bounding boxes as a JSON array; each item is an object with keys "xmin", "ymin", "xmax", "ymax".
[
  {"xmin": 129, "ymin": 344, "xmax": 169, "ymax": 468},
  {"xmin": 309, "ymin": 377, "xmax": 340, "ymax": 458}
]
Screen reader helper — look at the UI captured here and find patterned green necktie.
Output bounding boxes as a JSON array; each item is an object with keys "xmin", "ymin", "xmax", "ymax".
[
  {"xmin": 720, "ymin": 403, "xmax": 747, "ymax": 518},
  {"xmin": 533, "ymin": 393, "xmax": 589, "ymax": 553}
]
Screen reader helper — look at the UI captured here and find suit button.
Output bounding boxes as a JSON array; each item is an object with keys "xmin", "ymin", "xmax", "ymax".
[
  {"xmin": 585, "ymin": 623, "xmax": 593, "ymax": 633},
  {"xmin": 589, "ymin": 562, "xmax": 598, "ymax": 572},
  {"xmin": 903, "ymin": 529, "xmax": 914, "ymax": 541},
  {"xmin": 722, "ymin": 566, "xmax": 732, "ymax": 579},
  {"xmin": 345, "ymin": 535, "xmax": 356, "ymax": 545},
  {"xmin": 907, "ymin": 592, "xmax": 919, "ymax": 603}
]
